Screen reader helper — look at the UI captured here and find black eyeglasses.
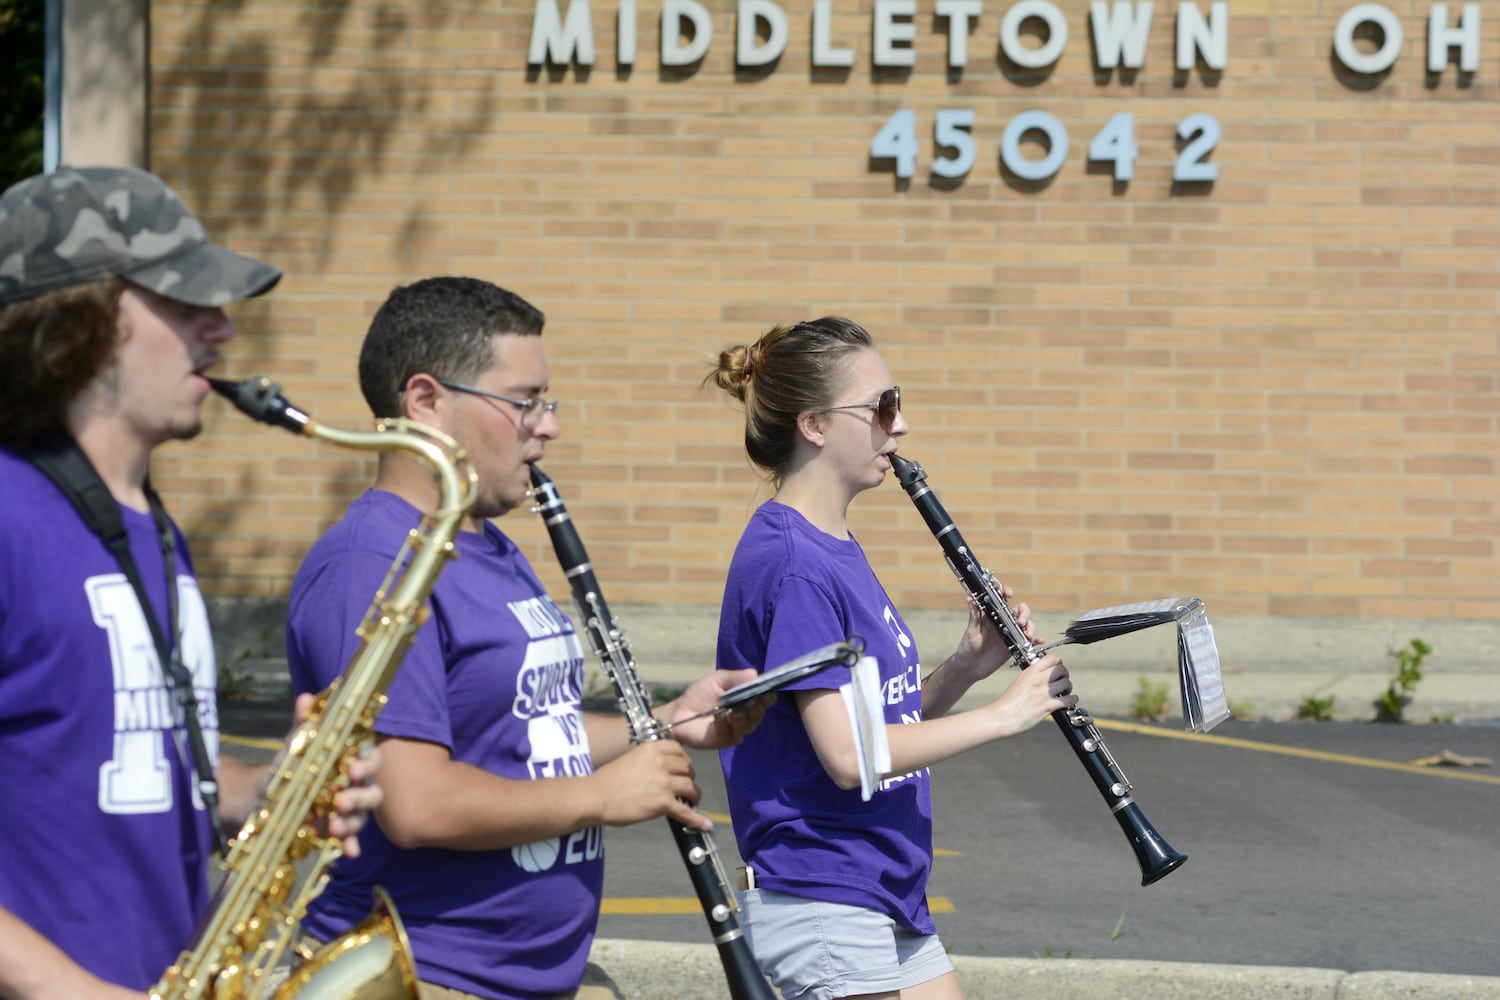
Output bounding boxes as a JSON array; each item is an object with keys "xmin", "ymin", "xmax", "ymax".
[
  {"xmin": 436, "ymin": 379, "xmax": 559, "ymax": 428},
  {"xmin": 825, "ymin": 385, "xmax": 901, "ymax": 433}
]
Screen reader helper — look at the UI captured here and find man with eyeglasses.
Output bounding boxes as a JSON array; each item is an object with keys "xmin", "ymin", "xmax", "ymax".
[{"xmin": 284, "ymin": 276, "xmax": 770, "ymax": 1000}]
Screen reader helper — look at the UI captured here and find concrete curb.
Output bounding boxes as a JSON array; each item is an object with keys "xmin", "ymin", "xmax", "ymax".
[{"xmin": 588, "ymin": 939, "xmax": 1500, "ymax": 999}]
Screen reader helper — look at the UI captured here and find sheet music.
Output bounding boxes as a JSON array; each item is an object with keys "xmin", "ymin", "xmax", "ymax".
[
  {"xmin": 1178, "ymin": 604, "xmax": 1229, "ymax": 733},
  {"xmin": 1074, "ymin": 597, "xmax": 1185, "ymax": 622},
  {"xmin": 839, "ymin": 656, "xmax": 891, "ymax": 801}
]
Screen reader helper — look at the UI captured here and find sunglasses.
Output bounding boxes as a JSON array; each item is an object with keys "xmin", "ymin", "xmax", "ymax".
[{"xmin": 825, "ymin": 385, "xmax": 901, "ymax": 434}]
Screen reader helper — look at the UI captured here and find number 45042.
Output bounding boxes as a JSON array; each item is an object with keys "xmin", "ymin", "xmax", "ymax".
[{"xmin": 870, "ymin": 109, "xmax": 1221, "ymax": 185}]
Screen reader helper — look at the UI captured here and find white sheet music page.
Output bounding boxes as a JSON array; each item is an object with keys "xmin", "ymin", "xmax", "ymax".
[
  {"xmin": 1074, "ymin": 597, "xmax": 1184, "ymax": 621},
  {"xmin": 839, "ymin": 655, "xmax": 891, "ymax": 801},
  {"xmin": 1178, "ymin": 604, "xmax": 1229, "ymax": 733}
]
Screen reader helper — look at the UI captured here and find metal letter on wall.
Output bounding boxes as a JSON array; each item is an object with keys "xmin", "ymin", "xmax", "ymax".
[
  {"xmin": 872, "ymin": 0, "xmax": 918, "ymax": 68},
  {"xmin": 528, "ymin": 0, "xmax": 597, "ymax": 66},
  {"xmin": 1000, "ymin": 1, "xmax": 1069, "ymax": 70},
  {"xmin": 738, "ymin": 0, "xmax": 790, "ymax": 67},
  {"xmin": 1091, "ymin": 1, "xmax": 1155, "ymax": 71},
  {"xmin": 1175, "ymin": 1, "xmax": 1227, "ymax": 71},
  {"xmin": 662, "ymin": 0, "xmax": 714, "ymax": 66},
  {"xmin": 1332, "ymin": 3, "xmax": 1403, "ymax": 75},
  {"xmin": 1428, "ymin": 3, "xmax": 1480, "ymax": 74}
]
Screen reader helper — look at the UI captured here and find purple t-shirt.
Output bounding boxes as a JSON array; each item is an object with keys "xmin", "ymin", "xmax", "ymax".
[
  {"xmin": 0, "ymin": 447, "xmax": 218, "ymax": 989},
  {"xmin": 718, "ymin": 501, "xmax": 936, "ymax": 934},
  {"xmin": 287, "ymin": 490, "xmax": 598, "ymax": 1000}
]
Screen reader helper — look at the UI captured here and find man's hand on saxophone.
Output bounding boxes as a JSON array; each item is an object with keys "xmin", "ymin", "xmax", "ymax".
[
  {"xmin": 212, "ymin": 693, "xmax": 386, "ymax": 860},
  {"xmin": 290, "ymin": 692, "xmax": 386, "ymax": 857}
]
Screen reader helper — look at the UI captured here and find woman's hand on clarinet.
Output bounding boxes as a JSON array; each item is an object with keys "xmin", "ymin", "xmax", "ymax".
[
  {"xmin": 984, "ymin": 654, "xmax": 1077, "ymax": 737},
  {"xmin": 948, "ymin": 587, "xmax": 1041, "ymax": 681}
]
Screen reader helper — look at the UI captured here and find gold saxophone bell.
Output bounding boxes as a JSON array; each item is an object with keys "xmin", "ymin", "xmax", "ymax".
[{"xmin": 273, "ymin": 888, "xmax": 418, "ymax": 1000}]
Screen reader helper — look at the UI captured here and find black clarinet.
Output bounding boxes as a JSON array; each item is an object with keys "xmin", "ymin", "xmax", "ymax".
[
  {"xmin": 528, "ymin": 465, "xmax": 775, "ymax": 1000},
  {"xmin": 891, "ymin": 453, "xmax": 1188, "ymax": 886}
]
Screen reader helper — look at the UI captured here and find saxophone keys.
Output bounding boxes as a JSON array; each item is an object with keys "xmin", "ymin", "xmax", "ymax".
[
  {"xmin": 211, "ymin": 959, "xmax": 245, "ymax": 999},
  {"xmin": 267, "ymin": 864, "xmax": 296, "ymax": 906},
  {"xmin": 237, "ymin": 909, "xmax": 271, "ymax": 952},
  {"xmin": 288, "ymin": 826, "xmax": 314, "ymax": 861}
]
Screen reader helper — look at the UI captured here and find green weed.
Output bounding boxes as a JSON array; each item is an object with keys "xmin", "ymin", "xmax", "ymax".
[
  {"xmin": 1295, "ymin": 694, "xmax": 1336, "ymax": 722},
  {"xmin": 1227, "ymin": 699, "xmax": 1256, "ymax": 721},
  {"xmin": 1374, "ymin": 638, "xmax": 1431, "ymax": 723},
  {"xmin": 1130, "ymin": 676, "xmax": 1170, "ymax": 721}
]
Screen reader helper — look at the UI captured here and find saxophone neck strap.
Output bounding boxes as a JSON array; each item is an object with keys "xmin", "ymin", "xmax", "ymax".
[{"xmin": 22, "ymin": 433, "xmax": 230, "ymax": 857}]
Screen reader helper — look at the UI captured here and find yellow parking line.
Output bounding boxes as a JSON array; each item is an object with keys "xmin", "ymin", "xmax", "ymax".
[
  {"xmin": 223, "ymin": 734, "xmax": 283, "ymax": 752},
  {"xmin": 600, "ymin": 898, "xmax": 710, "ymax": 915},
  {"xmin": 600, "ymin": 896, "xmax": 956, "ymax": 915},
  {"xmin": 1095, "ymin": 718, "xmax": 1500, "ymax": 786}
]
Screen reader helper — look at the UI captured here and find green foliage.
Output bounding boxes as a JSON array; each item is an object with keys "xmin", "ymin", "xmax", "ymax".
[
  {"xmin": 1035, "ymin": 911, "xmax": 1135, "ymax": 959},
  {"xmin": 1374, "ymin": 638, "xmax": 1431, "ymax": 723},
  {"xmin": 218, "ymin": 625, "xmax": 277, "ymax": 702},
  {"xmin": 1130, "ymin": 676, "xmax": 1170, "ymax": 721},
  {"xmin": 1296, "ymin": 694, "xmax": 1336, "ymax": 722},
  {"xmin": 0, "ymin": 0, "xmax": 46, "ymax": 188},
  {"xmin": 1227, "ymin": 698, "xmax": 1256, "ymax": 721}
]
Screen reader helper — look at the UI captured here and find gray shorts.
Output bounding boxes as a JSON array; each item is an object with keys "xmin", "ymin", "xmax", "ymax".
[{"xmin": 739, "ymin": 888, "xmax": 954, "ymax": 1000}]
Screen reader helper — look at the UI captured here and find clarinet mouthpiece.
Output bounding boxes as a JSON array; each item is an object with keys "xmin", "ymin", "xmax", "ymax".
[{"xmin": 889, "ymin": 452, "xmax": 923, "ymax": 487}]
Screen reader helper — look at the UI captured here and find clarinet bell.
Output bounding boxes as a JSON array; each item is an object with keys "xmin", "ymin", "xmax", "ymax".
[{"xmin": 1125, "ymin": 811, "xmax": 1188, "ymax": 886}]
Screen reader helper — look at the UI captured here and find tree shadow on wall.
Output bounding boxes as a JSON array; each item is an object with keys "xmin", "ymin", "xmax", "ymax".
[
  {"xmin": 150, "ymin": 0, "xmax": 497, "ymax": 272},
  {"xmin": 144, "ymin": 0, "xmax": 497, "ymax": 578}
]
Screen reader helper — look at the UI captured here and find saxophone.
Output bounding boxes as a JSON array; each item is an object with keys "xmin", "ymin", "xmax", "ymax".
[{"xmin": 150, "ymin": 376, "xmax": 479, "ymax": 1000}]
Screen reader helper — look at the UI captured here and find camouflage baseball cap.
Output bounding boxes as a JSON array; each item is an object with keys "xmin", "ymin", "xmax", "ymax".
[{"xmin": 0, "ymin": 165, "xmax": 281, "ymax": 308}]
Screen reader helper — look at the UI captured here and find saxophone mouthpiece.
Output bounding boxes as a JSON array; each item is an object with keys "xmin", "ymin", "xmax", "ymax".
[{"xmin": 209, "ymin": 375, "xmax": 313, "ymax": 435}]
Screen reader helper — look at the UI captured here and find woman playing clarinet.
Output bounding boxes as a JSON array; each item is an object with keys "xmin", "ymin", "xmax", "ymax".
[{"xmin": 706, "ymin": 316, "xmax": 1078, "ymax": 1000}]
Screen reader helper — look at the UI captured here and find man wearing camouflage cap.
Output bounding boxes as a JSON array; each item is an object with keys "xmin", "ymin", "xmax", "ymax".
[{"xmin": 0, "ymin": 166, "xmax": 381, "ymax": 997}]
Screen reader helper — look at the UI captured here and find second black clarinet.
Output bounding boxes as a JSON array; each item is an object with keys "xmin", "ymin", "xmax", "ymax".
[
  {"xmin": 528, "ymin": 465, "xmax": 775, "ymax": 1000},
  {"xmin": 891, "ymin": 453, "xmax": 1187, "ymax": 886}
]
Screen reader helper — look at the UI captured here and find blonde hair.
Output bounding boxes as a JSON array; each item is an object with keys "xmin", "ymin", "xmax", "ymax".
[{"xmin": 706, "ymin": 316, "xmax": 874, "ymax": 485}]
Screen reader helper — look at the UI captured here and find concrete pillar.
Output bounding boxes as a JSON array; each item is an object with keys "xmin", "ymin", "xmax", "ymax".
[{"xmin": 61, "ymin": 0, "xmax": 148, "ymax": 168}]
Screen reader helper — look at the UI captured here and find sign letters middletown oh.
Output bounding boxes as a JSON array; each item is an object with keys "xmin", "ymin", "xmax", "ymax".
[{"xmin": 527, "ymin": 2, "xmax": 1482, "ymax": 191}]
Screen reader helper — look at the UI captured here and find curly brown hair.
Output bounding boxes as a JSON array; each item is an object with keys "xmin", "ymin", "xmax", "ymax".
[
  {"xmin": 0, "ymin": 277, "xmax": 126, "ymax": 446},
  {"xmin": 706, "ymin": 316, "xmax": 874, "ymax": 486}
]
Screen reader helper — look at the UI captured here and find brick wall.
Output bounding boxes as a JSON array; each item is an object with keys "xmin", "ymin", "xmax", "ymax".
[{"xmin": 146, "ymin": 0, "xmax": 1500, "ymax": 623}]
